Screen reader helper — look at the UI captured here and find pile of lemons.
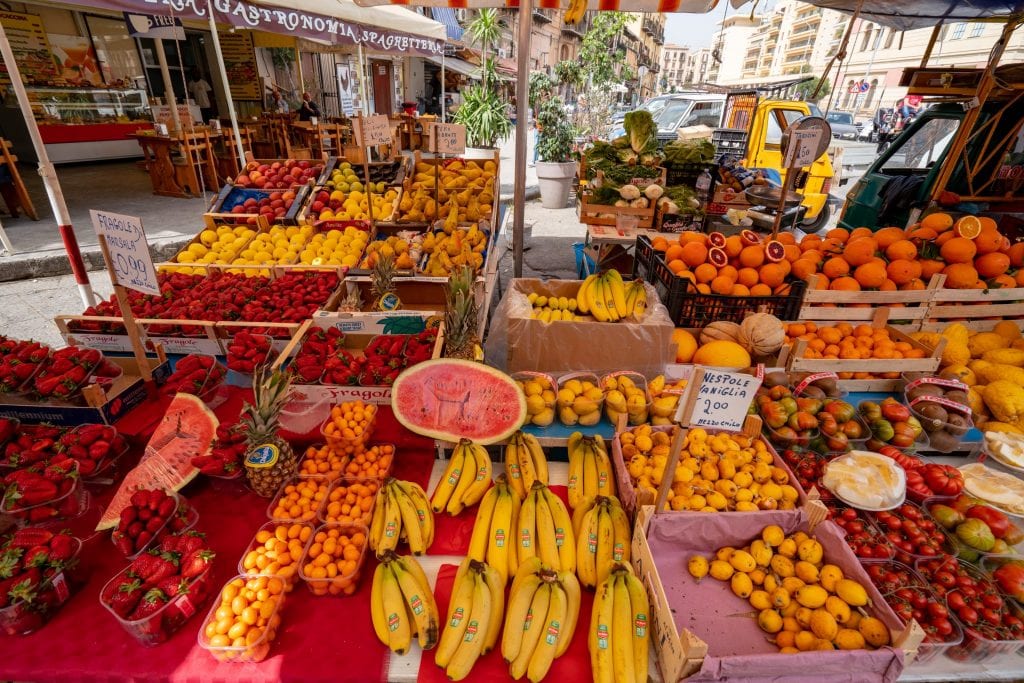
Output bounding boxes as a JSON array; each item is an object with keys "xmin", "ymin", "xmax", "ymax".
[
  {"xmin": 300, "ymin": 227, "xmax": 370, "ymax": 268},
  {"xmin": 165, "ymin": 224, "xmax": 258, "ymax": 274}
]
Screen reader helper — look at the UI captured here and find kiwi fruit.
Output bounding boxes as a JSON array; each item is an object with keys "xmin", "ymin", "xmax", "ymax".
[
  {"xmin": 906, "ymin": 384, "xmax": 945, "ymax": 402},
  {"xmin": 801, "ymin": 385, "xmax": 827, "ymax": 399},
  {"xmin": 765, "ymin": 372, "xmax": 791, "ymax": 388},
  {"xmin": 928, "ymin": 429, "xmax": 960, "ymax": 453},
  {"xmin": 945, "ymin": 389, "xmax": 968, "ymax": 406},
  {"xmin": 945, "ymin": 412, "xmax": 971, "ymax": 437},
  {"xmin": 903, "ymin": 371, "xmax": 932, "ymax": 382},
  {"xmin": 916, "ymin": 403, "xmax": 949, "ymax": 432}
]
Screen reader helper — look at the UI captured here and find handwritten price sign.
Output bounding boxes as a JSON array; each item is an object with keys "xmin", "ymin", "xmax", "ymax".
[
  {"xmin": 90, "ymin": 210, "xmax": 159, "ymax": 296},
  {"xmin": 430, "ymin": 123, "xmax": 466, "ymax": 155},
  {"xmin": 675, "ymin": 368, "xmax": 761, "ymax": 433},
  {"xmin": 354, "ymin": 114, "xmax": 392, "ymax": 147}
]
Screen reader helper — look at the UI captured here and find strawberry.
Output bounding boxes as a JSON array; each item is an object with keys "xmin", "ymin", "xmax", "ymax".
[
  {"xmin": 23, "ymin": 545, "xmax": 50, "ymax": 568},
  {"xmin": 0, "ymin": 548, "xmax": 24, "ymax": 579},
  {"xmin": 0, "ymin": 567, "xmax": 41, "ymax": 607},
  {"xmin": 157, "ymin": 576, "xmax": 190, "ymax": 598},
  {"xmin": 127, "ymin": 587, "xmax": 168, "ymax": 622},
  {"xmin": 179, "ymin": 549, "xmax": 215, "ymax": 579},
  {"xmin": 113, "ymin": 531, "xmax": 135, "ymax": 556},
  {"xmin": 8, "ymin": 528, "xmax": 53, "ymax": 549},
  {"xmin": 5, "ymin": 474, "xmax": 58, "ymax": 508}
]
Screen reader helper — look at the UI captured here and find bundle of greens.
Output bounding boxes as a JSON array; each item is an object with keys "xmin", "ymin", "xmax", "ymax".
[
  {"xmin": 623, "ymin": 110, "xmax": 658, "ymax": 156},
  {"xmin": 659, "ymin": 185, "xmax": 704, "ymax": 217},
  {"xmin": 663, "ymin": 138, "xmax": 716, "ymax": 167}
]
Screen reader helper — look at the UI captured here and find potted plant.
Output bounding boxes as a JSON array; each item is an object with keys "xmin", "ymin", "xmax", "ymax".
[
  {"xmin": 534, "ymin": 96, "xmax": 577, "ymax": 209},
  {"xmin": 454, "ymin": 9, "xmax": 511, "ymax": 154}
]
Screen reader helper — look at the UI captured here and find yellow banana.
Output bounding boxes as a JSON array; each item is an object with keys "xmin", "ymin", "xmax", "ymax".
[
  {"xmin": 576, "ymin": 274, "xmax": 596, "ymax": 314},
  {"xmin": 576, "ymin": 504, "xmax": 599, "ymax": 589},
  {"xmin": 517, "ymin": 483, "xmax": 538, "ymax": 565},
  {"xmin": 398, "ymin": 480, "xmax": 434, "ymax": 548},
  {"xmin": 469, "ymin": 485, "xmax": 499, "ymax": 562},
  {"xmin": 571, "ymin": 495, "xmax": 596, "ymax": 539},
  {"xmin": 630, "ymin": 280, "xmax": 648, "ymax": 319},
  {"xmin": 593, "ymin": 437, "xmax": 615, "ymax": 497},
  {"xmin": 487, "ymin": 484, "xmax": 514, "ymax": 586},
  {"xmin": 369, "ymin": 483, "xmax": 387, "ymax": 551},
  {"xmin": 391, "ymin": 554, "xmax": 439, "ymax": 650},
  {"xmin": 595, "ymin": 504, "xmax": 615, "ymax": 587},
  {"xmin": 533, "ymin": 485, "xmax": 561, "ymax": 570},
  {"xmin": 521, "ymin": 432, "xmax": 548, "ymax": 485},
  {"xmin": 445, "ymin": 567, "xmax": 491, "ymax": 680},
  {"xmin": 373, "ymin": 486, "xmax": 402, "ymax": 556},
  {"xmin": 391, "ymin": 480, "xmax": 426, "ymax": 555},
  {"xmin": 582, "ymin": 441, "xmax": 599, "ymax": 500},
  {"xmin": 625, "ymin": 570, "xmax": 650, "ymax": 683},
  {"xmin": 432, "ymin": 443, "xmax": 465, "ymax": 512},
  {"xmin": 481, "ymin": 561, "xmax": 505, "ymax": 654},
  {"xmin": 563, "ymin": 0, "xmax": 586, "ymax": 25},
  {"xmin": 382, "ymin": 562, "xmax": 412, "ymax": 654},
  {"xmin": 601, "ymin": 273, "xmax": 620, "ymax": 322},
  {"xmin": 370, "ymin": 562, "xmax": 389, "ymax": 645},
  {"xmin": 540, "ymin": 484, "xmax": 576, "ymax": 574},
  {"xmin": 590, "ymin": 572, "xmax": 615, "ymax": 683},
  {"xmin": 608, "ymin": 499, "xmax": 631, "ymax": 564},
  {"xmin": 589, "ymin": 275, "xmax": 611, "ymax": 322},
  {"xmin": 612, "ymin": 572, "xmax": 635, "ymax": 683},
  {"xmin": 527, "ymin": 580, "xmax": 567, "ymax": 683},
  {"xmin": 624, "ymin": 283, "xmax": 638, "ymax": 317},
  {"xmin": 510, "ymin": 557, "xmax": 543, "ymax": 601},
  {"xmin": 460, "ymin": 442, "xmax": 493, "ymax": 509},
  {"xmin": 605, "ymin": 269, "xmax": 629, "ymax": 319},
  {"xmin": 555, "ymin": 570, "xmax": 581, "ymax": 657},
  {"xmin": 567, "ymin": 432, "xmax": 585, "ymax": 509},
  {"xmin": 509, "ymin": 582, "xmax": 552, "ymax": 679},
  {"xmin": 436, "ymin": 559, "xmax": 476, "ymax": 669},
  {"xmin": 447, "ymin": 441, "xmax": 478, "ymax": 515},
  {"xmin": 504, "ymin": 436, "xmax": 527, "ymax": 500},
  {"xmin": 502, "ymin": 570, "xmax": 542, "ymax": 663}
]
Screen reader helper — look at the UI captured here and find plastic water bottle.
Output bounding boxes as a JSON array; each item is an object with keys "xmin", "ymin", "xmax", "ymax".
[{"xmin": 696, "ymin": 170, "xmax": 712, "ymax": 205}]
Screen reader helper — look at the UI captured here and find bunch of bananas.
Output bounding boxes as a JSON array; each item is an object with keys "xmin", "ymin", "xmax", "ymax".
[
  {"xmin": 468, "ymin": 474, "xmax": 521, "ymax": 586},
  {"xmin": 577, "ymin": 270, "xmax": 648, "ymax": 323},
  {"xmin": 589, "ymin": 564, "xmax": 650, "ymax": 683},
  {"xmin": 647, "ymin": 374, "xmax": 689, "ymax": 426},
  {"xmin": 431, "ymin": 439, "xmax": 493, "ymax": 515},
  {"xmin": 502, "ymin": 558, "xmax": 581, "ymax": 682},
  {"xmin": 567, "ymin": 432, "xmax": 616, "ymax": 509},
  {"xmin": 563, "ymin": 0, "xmax": 587, "ymax": 25},
  {"xmin": 370, "ymin": 551, "xmax": 440, "ymax": 654},
  {"xmin": 602, "ymin": 374, "xmax": 649, "ymax": 426},
  {"xmin": 518, "ymin": 481, "xmax": 575, "ymax": 573},
  {"xmin": 435, "ymin": 558, "xmax": 505, "ymax": 680},
  {"xmin": 573, "ymin": 496, "xmax": 631, "ymax": 590},
  {"xmin": 505, "ymin": 431, "xmax": 549, "ymax": 500},
  {"xmin": 369, "ymin": 478, "xmax": 435, "ymax": 556}
]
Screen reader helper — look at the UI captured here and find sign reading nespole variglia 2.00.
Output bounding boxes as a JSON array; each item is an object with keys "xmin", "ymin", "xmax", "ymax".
[
  {"xmin": 90, "ymin": 209, "xmax": 160, "ymax": 296},
  {"xmin": 676, "ymin": 368, "xmax": 762, "ymax": 433}
]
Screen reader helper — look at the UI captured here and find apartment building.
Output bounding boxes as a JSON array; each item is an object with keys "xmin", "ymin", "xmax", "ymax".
[
  {"xmin": 624, "ymin": 13, "xmax": 666, "ymax": 101},
  {"xmin": 707, "ymin": 14, "xmax": 759, "ymax": 84},
  {"xmin": 661, "ymin": 44, "xmax": 690, "ymax": 90}
]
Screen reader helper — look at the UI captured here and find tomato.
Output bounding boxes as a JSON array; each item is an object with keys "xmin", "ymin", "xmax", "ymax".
[
  {"xmin": 958, "ymin": 606, "xmax": 979, "ymax": 625},
  {"xmin": 947, "ymin": 591, "xmax": 967, "ymax": 611},
  {"xmin": 922, "ymin": 463, "xmax": 964, "ymax": 496},
  {"xmin": 981, "ymin": 592, "xmax": 1004, "ymax": 610},
  {"xmin": 965, "ymin": 505, "xmax": 1010, "ymax": 540},
  {"xmin": 928, "ymin": 603, "xmax": 949, "ymax": 620},
  {"xmin": 934, "ymin": 571, "xmax": 957, "ymax": 589}
]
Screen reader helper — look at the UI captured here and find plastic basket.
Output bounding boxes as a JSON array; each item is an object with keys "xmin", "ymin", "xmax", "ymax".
[
  {"xmin": 711, "ymin": 128, "xmax": 749, "ymax": 156},
  {"xmin": 632, "ymin": 234, "xmax": 657, "ymax": 283},
  {"xmin": 197, "ymin": 574, "xmax": 286, "ymax": 663},
  {"xmin": 664, "ymin": 161, "xmax": 717, "ymax": 189}
]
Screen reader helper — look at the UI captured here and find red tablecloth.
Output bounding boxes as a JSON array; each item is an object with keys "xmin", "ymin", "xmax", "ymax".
[
  {"xmin": 416, "ymin": 563, "xmax": 593, "ymax": 683},
  {"xmin": 0, "ymin": 388, "xmax": 438, "ymax": 683}
]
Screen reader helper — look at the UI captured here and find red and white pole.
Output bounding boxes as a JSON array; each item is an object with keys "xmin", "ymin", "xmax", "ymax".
[{"xmin": 0, "ymin": 22, "xmax": 96, "ymax": 307}]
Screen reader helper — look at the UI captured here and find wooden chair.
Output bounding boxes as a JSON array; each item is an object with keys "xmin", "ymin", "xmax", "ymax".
[
  {"xmin": 216, "ymin": 126, "xmax": 254, "ymax": 180},
  {"xmin": 173, "ymin": 130, "xmax": 219, "ymax": 196},
  {"xmin": 0, "ymin": 138, "xmax": 38, "ymax": 220}
]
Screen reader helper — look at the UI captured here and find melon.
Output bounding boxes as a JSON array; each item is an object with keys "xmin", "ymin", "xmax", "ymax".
[
  {"xmin": 692, "ymin": 340, "xmax": 752, "ymax": 370},
  {"xmin": 96, "ymin": 394, "xmax": 218, "ymax": 530},
  {"xmin": 391, "ymin": 359, "xmax": 526, "ymax": 444}
]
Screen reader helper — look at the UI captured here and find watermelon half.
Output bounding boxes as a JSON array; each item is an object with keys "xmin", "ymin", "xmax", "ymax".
[
  {"xmin": 391, "ymin": 359, "xmax": 526, "ymax": 444},
  {"xmin": 96, "ymin": 394, "xmax": 218, "ymax": 530}
]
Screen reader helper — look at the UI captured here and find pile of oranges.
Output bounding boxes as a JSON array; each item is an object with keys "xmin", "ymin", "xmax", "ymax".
[
  {"xmin": 784, "ymin": 322, "xmax": 928, "ymax": 379},
  {"xmin": 323, "ymin": 478, "xmax": 380, "ymax": 526},
  {"xmin": 240, "ymin": 522, "xmax": 310, "ymax": 588},
  {"xmin": 301, "ymin": 524, "xmax": 367, "ymax": 596},
  {"xmin": 651, "ymin": 231, "xmax": 799, "ymax": 296},
  {"xmin": 322, "ymin": 400, "xmax": 378, "ymax": 447},
  {"xmin": 791, "ymin": 213, "xmax": 1020, "ymax": 291}
]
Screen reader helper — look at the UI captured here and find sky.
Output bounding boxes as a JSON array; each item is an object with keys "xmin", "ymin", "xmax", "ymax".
[{"xmin": 664, "ymin": 0, "xmax": 775, "ymax": 49}]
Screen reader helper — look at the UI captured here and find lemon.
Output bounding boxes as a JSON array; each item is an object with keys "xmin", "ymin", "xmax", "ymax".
[{"xmin": 199, "ymin": 229, "xmax": 218, "ymax": 246}]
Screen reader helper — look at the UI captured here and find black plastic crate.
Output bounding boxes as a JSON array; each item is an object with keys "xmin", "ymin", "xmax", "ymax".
[
  {"xmin": 665, "ymin": 162, "xmax": 718, "ymax": 189},
  {"xmin": 633, "ymin": 234, "xmax": 657, "ymax": 283},
  {"xmin": 711, "ymin": 128, "xmax": 748, "ymax": 156}
]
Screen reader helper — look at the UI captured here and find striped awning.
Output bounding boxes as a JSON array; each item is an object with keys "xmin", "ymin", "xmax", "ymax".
[
  {"xmin": 431, "ymin": 7, "xmax": 465, "ymax": 40},
  {"xmin": 359, "ymin": 0, "xmax": 719, "ymax": 10}
]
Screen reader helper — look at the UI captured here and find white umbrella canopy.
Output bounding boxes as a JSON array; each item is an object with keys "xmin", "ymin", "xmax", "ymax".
[{"xmin": 252, "ymin": 0, "xmax": 447, "ymax": 39}]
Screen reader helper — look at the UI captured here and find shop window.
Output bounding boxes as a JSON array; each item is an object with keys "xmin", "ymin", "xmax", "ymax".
[{"xmin": 86, "ymin": 15, "xmax": 144, "ymax": 86}]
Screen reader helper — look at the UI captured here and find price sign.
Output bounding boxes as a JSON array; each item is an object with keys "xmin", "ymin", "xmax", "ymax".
[
  {"xmin": 354, "ymin": 114, "xmax": 392, "ymax": 147},
  {"xmin": 783, "ymin": 129, "xmax": 823, "ymax": 168},
  {"xmin": 676, "ymin": 367, "xmax": 761, "ymax": 432},
  {"xmin": 430, "ymin": 122, "xmax": 466, "ymax": 155},
  {"xmin": 90, "ymin": 210, "xmax": 159, "ymax": 296}
]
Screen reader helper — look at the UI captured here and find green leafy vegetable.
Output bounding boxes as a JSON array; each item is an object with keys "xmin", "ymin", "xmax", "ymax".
[
  {"xmin": 663, "ymin": 139, "xmax": 716, "ymax": 167},
  {"xmin": 623, "ymin": 110, "xmax": 658, "ymax": 155}
]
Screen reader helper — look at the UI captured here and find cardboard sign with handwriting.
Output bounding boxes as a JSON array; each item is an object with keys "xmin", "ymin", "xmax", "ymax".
[
  {"xmin": 430, "ymin": 122, "xmax": 466, "ymax": 155},
  {"xmin": 675, "ymin": 367, "xmax": 761, "ymax": 433},
  {"xmin": 354, "ymin": 114, "xmax": 391, "ymax": 147}
]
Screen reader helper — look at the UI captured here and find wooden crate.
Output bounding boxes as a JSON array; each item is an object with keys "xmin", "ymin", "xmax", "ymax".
[
  {"xmin": 205, "ymin": 183, "xmax": 311, "ymax": 225},
  {"xmin": 779, "ymin": 308, "xmax": 945, "ymax": 392},
  {"xmin": 797, "ymin": 274, "xmax": 940, "ymax": 333},
  {"xmin": 298, "ymin": 185, "xmax": 402, "ymax": 226},
  {"xmin": 920, "ymin": 273, "xmax": 1024, "ymax": 331},
  {"xmin": 402, "ymin": 150, "xmax": 500, "ymax": 225},
  {"xmin": 55, "ymin": 316, "xmax": 225, "ymax": 356},
  {"xmin": 161, "ymin": 215, "xmax": 272, "ymax": 271}
]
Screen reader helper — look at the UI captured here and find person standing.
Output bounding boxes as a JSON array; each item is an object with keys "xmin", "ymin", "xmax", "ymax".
[
  {"xmin": 298, "ymin": 92, "xmax": 321, "ymax": 122},
  {"xmin": 188, "ymin": 69, "xmax": 214, "ymax": 124}
]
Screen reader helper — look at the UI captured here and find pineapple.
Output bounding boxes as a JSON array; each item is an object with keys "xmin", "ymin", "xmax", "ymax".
[
  {"xmin": 337, "ymin": 284, "xmax": 363, "ymax": 313},
  {"xmin": 371, "ymin": 254, "xmax": 401, "ymax": 311},
  {"xmin": 442, "ymin": 265, "xmax": 480, "ymax": 360},
  {"xmin": 241, "ymin": 367, "xmax": 296, "ymax": 497}
]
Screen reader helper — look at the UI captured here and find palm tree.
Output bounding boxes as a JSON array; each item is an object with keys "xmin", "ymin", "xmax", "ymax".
[{"xmin": 466, "ymin": 9, "xmax": 502, "ymax": 91}]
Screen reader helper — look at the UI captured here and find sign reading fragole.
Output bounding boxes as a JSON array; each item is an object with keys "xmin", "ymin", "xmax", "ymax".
[
  {"xmin": 89, "ymin": 210, "xmax": 160, "ymax": 296},
  {"xmin": 429, "ymin": 122, "xmax": 466, "ymax": 155},
  {"xmin": 355, "ymin": 114, "xmax": 392, "ymax": 147},
  {"xmin": 676, "ymin": 367, "xmax": 761, "ymax": 432}
]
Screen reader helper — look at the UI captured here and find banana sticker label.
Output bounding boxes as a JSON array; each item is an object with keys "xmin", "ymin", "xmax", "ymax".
[
  {"xmin": 545, "ymin": 620, "xmax": 561, "ymax": 645},
  {"xmin": 554, "ymin": 527, "xmax": 565, "ymax": 547},
  {"xmin": 388, "ymin": 612, "xmax": 401, "ymax": 632},
  {"xmin": 385, "ymin": 521, "xmax": 398, "ymax": 538},
  {"xmin": 447, "ymin": 468, "xmax": 462, "ymax": 486},
  {"xmin": 520, "ymin": 528, "xmax": 532, "ymax": 548},
  {"xmin": 613, "ymin": 542, "xmax": 624, "ymax": 561},
  {"xmin": 409, "ymin": 595, "xmax": 424, "ymax": 615},
  {"xmin": 450, "ymin": 607, "xmax": 465, "ymax": 628},
  {"xmin": 588, "ymin": 532, "xmax": 597, "ymax": 553},
  {"xmin": 634, "ymin": 613, "xmax": 648, "ymax": 638},
  {"xmin": 416, "ymin": 508, "xmax": 426, "ymax": 523},
  {"xmin": 509, "ymin": 462, "xmax": 522, "ymax": 479},
  {"xmin": 475, "ymin": 466, "xmax": 487, "ymax": 482},
  {"xmin": 567, "ymin": 475, "xmax": 577, "ymax": 490},
  {"xmin": 597, "ymin": 623, "xmax": 610, "ymax": 649},
  {"xmin": 524, "ymin": 608, "xmax": 534, "ymax": 631},
  {"xmin": 494, "ymin": 528, "xmax": 506, "ymax": 548},
  {"xmin": 598, "ymin": 471, "xmax": 608, "ymax": 488},
  {"xmin": 464, "ymin": 620, "xmax": 479, "ymax": 642}
]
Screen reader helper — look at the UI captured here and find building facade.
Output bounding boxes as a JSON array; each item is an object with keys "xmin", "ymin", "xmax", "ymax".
[{"xmin": 661, "ymin": 44, "xmax": 689, "ymax": 90}]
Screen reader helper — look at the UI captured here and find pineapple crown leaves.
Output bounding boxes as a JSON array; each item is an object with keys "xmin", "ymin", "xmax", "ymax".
[{"xmin": 241, "ymin": 366, "xmax": 293, "ymax": 441}]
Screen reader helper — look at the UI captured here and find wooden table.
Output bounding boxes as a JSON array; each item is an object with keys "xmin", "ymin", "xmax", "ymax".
[{"xmin": 130, "ymin": 131, "xmax": 221, "ymax": 198}]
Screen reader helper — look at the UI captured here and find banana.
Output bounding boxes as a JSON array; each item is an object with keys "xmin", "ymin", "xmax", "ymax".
[
  {"xmin": 624, "ymin": 283, "xmax": 639, "ymax": 317},
  {"xmin": 445, "ymin": 567, "xmax": 491, "ymax": 681},
  {"xmin": 589, "ymin": 275, "xmax": 611, "ymax": 323},
  {"xmin": 571, "ymin": 495, "xmax": 596, "ymax": 539},
  {"xmin": 481, "ymin": 561, "xmax": 505, "ymax": 653},
  {"xmin": 605, "ymin": 268, "xmax": 629, "ymax": 319},
  {"xmin": 436, "ymin": 559, "xmax": 476, "ymax": 669},
  {"xmin": 502, "ymin": 570, "xmax": 542, "ymax": 663},
  {"xmin": 527, "ymin": 580, "xmax": 567, "ymax": 683},
  {"xmin": 369, "ymin": 484, "xmax": 387, "ymax": 552},
  {"xmin": 510, "ymin": 556, "xmax": 543, "ymax": 601},
  {"xmin": 391, "ymin": 554, "xmax": 439, "ymax": 650},
  {"xmin": 459, "ymin": 443, "xmax": 493, "ymax": 510},
  {"xmin": 514, "ymin": 433, "xmax": 538, "ymax": 492},
  {"xmin": 505, "ymin": 436, "xmax": 527, "ymax": 500},
  {"xmin": 611, "ymin": 572, "xmax": 636, "ymax": 683},
  {"xmin": 563, "ymin": 0, "xmax": 586, "ymax": 25},
  {"xmin": 582, "ymin": 440, "xmax": 599, "ymax": 499},
  {"xmin": 567, "ymin": 437, "xmax": 585, "ymax": 510},
  {"xmin": 373, "ymin": 485, "xmax": 402, "ymax": 556},
  {"xmin": 392, "ymin": 479, "xmax": 426, "ymax": 555},
  {"xmin": 593, "ymin": 436, "xmax": 615, "ymax": 497},
  {"xmin": 446, "ymin": 441, "xmax": 478, "ymax": 515},
  {"xmin": 540, "ymin": 484, "xmax": 576, "ymax": 574},
  {"xmin": 576, "ymin": 274, "xmax": 596, "ymax": 314},
  {"xmin": 595, "ymin": 504, "xmax": 615, "ymax": 588},
  {"xmin": 518, "ymin": 484, "xmax": 538, "ymax": 565},
  {"xmin": 509, "ymin": 582, "xmax": 551, "ymax": 679},
  {"xmin": 382, "ymin": 562, "xmax": 412, "ymax": 654},
  {"xmin": 521, "ymin": 432, "xmax": 548, "ymax": 486},
  {"xmin": 370, "ymin": 562, "xmax": 389, "ymax": 646},
  {"xmin": 469, "ymin": 485, "xmax": 500, "ymax": 562},
  {"xmin": 624, "ymin": 570, "xmax": 650, "ymax": 683},
  {"xmin": 576, "ymin": 503, "xmax": 599, "ymax": 589},
  {"xmin": 397, "ymin": 480, "xmax": 434, "ymax": 548},
  {"xmin": 432, "ymin": 443, "xmax": 465, "ymax": 512},
  {"xmin": 533, "ymin": 485, "xmax": 561, "ymax": 570},
  {"xmin": 629, "ymin": 280, "xmax": 648, "ymax": 319},
  {"xmin": 590, "ymin": 572, "xmax": 616, "ymax": 683},
  {"xmin": 608, "ymin": 499, "xmax": 632, "ymax": 564},
  {"xmin": 487, "ymin": 484, "xmax": 514, "ymax": 586},
  {"xmin": 555, "ymin": 570, "xmax": 581, "ymax": 657},
  {"xmin": 601, "ymin": 273, "xmax": 620, "ymax": 322}
]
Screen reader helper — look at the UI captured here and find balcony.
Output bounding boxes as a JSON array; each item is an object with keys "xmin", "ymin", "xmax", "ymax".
[
  {"xmin": 642, "ymin": 17, "xmax": 665, "ymax": 44},
  {"xmin": 532, "ymin": 8, "xmax": 552, "ymax": 23},
  {"xmin": 786, "ymin": 38, "xmax": 815, "ymax": 54},
  {"xmin": 561, "ymin": 23, "xmax": 584, "ymax": 39}
]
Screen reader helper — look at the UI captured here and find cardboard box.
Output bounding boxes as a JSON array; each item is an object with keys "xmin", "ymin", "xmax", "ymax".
[
  {"xmin": 505, "ymin": 279, "xmax": 675, "ymax": 377},
  {"xmin": 0, "ymin": 356, "xmax": 170, "ymax": 427}
]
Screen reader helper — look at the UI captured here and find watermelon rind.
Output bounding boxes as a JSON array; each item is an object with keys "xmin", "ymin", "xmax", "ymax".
[{"xmin": 391, "ymin": 359, "xmax": 527, "ymax": 445}]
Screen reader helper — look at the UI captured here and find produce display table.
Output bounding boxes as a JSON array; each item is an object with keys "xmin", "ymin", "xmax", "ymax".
[{"xmin": 581, "ymin": 225, "xmax": 682, "ymax": 277}]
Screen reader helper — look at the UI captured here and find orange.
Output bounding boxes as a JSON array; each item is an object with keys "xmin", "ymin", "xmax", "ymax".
[
  {"xmin": 979, "ymin": 216, "xmax": 998, "ymax": 232},
  {"xmin": 679, "ymin": 231, "xmax": 707, "ymax": 245},
  {"xmin": 908, "ymin": 227, "xmax": 938, "ymax": 243},
  {"xmin": 665, "ymin": 243, "xmax": 684, "ymax": 263},
  {"xmin": 694, "ymin": 263, "xmax": 718, "ymax": 283},
  {"xmin": 954, "ymin": 215, "xmax": 983, "ymax": 239},
  {"xmin": 791, "ymin": 259, "xmax": 818, "ymax": 281},
  {"xmin": 884, "ymin": 239, "xmax": 917, "ymax": 261},
  {"xmin": 651, "ymin": 236, "xmax": 670, "ymax": 251},
  {"xmin": 873, "ymin": 227, "xmax": 906, "ymax": 249},
  {"xmin": 783, "ymin": 244, "xmax": 801, "ymax": 262},
  {"xmin": 822, "ymin": 257, "xmax": 850, "ymax": 279},
  {"xmin": 879, "ymin": 279, "xmax": 898, "ymax": 291},
  {"xmin": 739, "ymin": 245, "xmax": 765, "ymax": 268},
  {"xmin": 940, "ymin": 237, "xmax": 978, "ymax": 264},
  {"xmin": 730, "ymin": 283, "xmax": 751, "ymax": 296},
  {"xmin": 973, "ymin": 229, "xmax": 1004, "ymax": 255},
  {"xmin": 680, "ymin": 241, "xmax": 709, "ymax": 268},
  {"xmin": 943, "ymin": 262, "xmax": 980, "ymax": 289},
  {"xmin": 801, "ymin": 249, "xmax": 824, "ymax": 265},
  {"xmin": 886, "ymin": 259, "xmax": 922, "ymax": 285},
  {"xmin": 696, "ymin": 283, "xmax": 712, "ymax": 294},
  {"xmin": 831, "ymin": 277, "xmax": 861, "ymax": 291},
  {"xmin": 826, "ymin": 227, "xmax": 850, "ymax": 243},
  {"xmin": 800, "ymin": 235, "xmax": 822, "ymax": 252},
  {"xmin": 810, "ymin": 275, "xmax": 829, "ymax": 290},
  {"xmin": 1009, "ymin": 242, "xmax": 1024, "ymax": 268},
  {"xmin": 719, "ymin": 265, "xmax": 739, "ymax": 281},
  {"xmin": 668, "ymin": 258, "xmax": 686, "ymax": 274},
  {"xmin": 711, "ymin": 275, "xmax": 735, "ymax": 295},
  {"xmin": 759, "ymin": 263, "xmax": 787, "ymax": 288},
  {"xmin": 935, "ymin": 231, "xmax": 956, "ymax": 247},
  {"xmin": 854, "ymin": 260, "xmax": 887, "ymax": 289},
  {"xmin": 991, "ymin": 273, "xmax": 1016, "ymax": 289},
  {"xmin": 975, "ymin": 252, "xmax": 1010, "ymax": 278},
  {"xmin": 777, "ymin": 232, "xmax": 796, "ymax": 245},
  {"xmin": 724, "ymin": 235, "xmax": 744, "ymax": 258},
  {"xmin": 900, "ymin": 278, "xmax": 926, "ymax": 291},
  {"xmin": 842, "ymin": 237, "xmax": 879, "ymax": 267},
  {"xmin": 920, "ymin": 259, "xmax": 945, "ymax": 280},
  {"xmin": 737, "ymin": 267, "xmax": 760, "ymax": 288},
  {"xmin": 677, "ymin": 270, "xmax": 697, "ymax": 284},
  {"xmin": 849, "ymin": 227, "xmax": 874, "ymax": 242},
  {"xmin": 921, "ymin": 212, "xmax": 954, "ymax": 232},
  {"xmin": 750, "ymin": 283, "xmax": 773, "ymax": 295},
  {"xmin": 820, "ymin": 237, "xmax": 845, "ymax": 255}
]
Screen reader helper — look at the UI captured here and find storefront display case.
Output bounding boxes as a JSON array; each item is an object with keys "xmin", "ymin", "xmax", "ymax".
[{"xmin": 1, "ymin": 86, "xmax": 153, "ymax": 163}]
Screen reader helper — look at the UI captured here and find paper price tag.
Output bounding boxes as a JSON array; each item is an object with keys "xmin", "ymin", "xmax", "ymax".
[
  {"xmin": 354, "ymin": 114, "xmax": 391, "ymax": 147},
  {"xmin": 89, "ymin": 210, "xmax": 159, "ymax": 296},
  {"xmin": 784, "ymin": 128, "xmax": 823, "ymax": 169},
  {"xmin": 430, "ymin": 123, "xmax": 466, "ymax": 155},
  {"xmin": 676, "ymin": 368, "xmax": 762, "ymax": 433}
]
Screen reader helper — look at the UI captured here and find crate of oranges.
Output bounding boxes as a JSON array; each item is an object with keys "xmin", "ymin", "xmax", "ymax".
[
  {"xmin": 321, "ymin": 477, "xmax": 380, "ymax": 526},
  {"xmin": 237, "ymin": 522, "xmax": 311, "ymax": 590},
  {"xmin": 299, "ymin": 442, "xmax": 352, "ymax": 479},
  {"xmin": 342, "ymin": 443, "xmax": 395, "ymax": 479},
  {"xmin": 198, "ymin": 574, "xmax": 286, "ymax": 663},
  {"xmin": 321, "ymin": 400, "xmax": 378, "ymax": 449},
  {"xmin": 300, "ymin": 523, "xmax": 368, "ymax": 596},
  {"xmin": 266, "ymin": 475, "xmax": 330, "ymax": 523},
  {"xmin": 780, "ymin": 312, "xmax": 941, "ymax": 392}
]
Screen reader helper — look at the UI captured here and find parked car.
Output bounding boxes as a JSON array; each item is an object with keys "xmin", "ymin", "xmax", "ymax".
[
  {"xmin": 607, "ymin": 94, "xmax": 680, "ymax": 138},
  {"xmin": 825, "ymin": 111, "xmax": 860, "ymax": 140}
]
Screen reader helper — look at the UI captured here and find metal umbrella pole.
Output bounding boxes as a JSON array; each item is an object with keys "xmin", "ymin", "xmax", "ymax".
[
  {"xmin": 207, "ymin": 0, "xmax": 247, "ymax": 167},
  {"xmin": 511, "ymin": 0, "xmax": 532, "ymax": 277},
  {"xmin": 153, "ymin": 39, "xmax": 183, "ymax": 133},
  {"xmin": 0, "ymin": 23, "xmax": 95, "ymax": 307}
]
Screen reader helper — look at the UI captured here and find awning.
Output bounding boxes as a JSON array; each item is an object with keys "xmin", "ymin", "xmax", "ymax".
[
  {"xmin": 731, "ymin": 0, "xmax": 1024, "ymax": 31},
  {"xmin": 425, "ymin": 54, "xmax": 480, "ymax": 79},
  {"xmin": 431, "ymin": 7, "xmax": 464, "ymax": 41}
]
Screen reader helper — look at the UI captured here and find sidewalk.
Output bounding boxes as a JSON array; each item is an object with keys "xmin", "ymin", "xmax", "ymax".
[{"xmin": 0, "ymin": 128, "xmax": 540, "ymax": 282}]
